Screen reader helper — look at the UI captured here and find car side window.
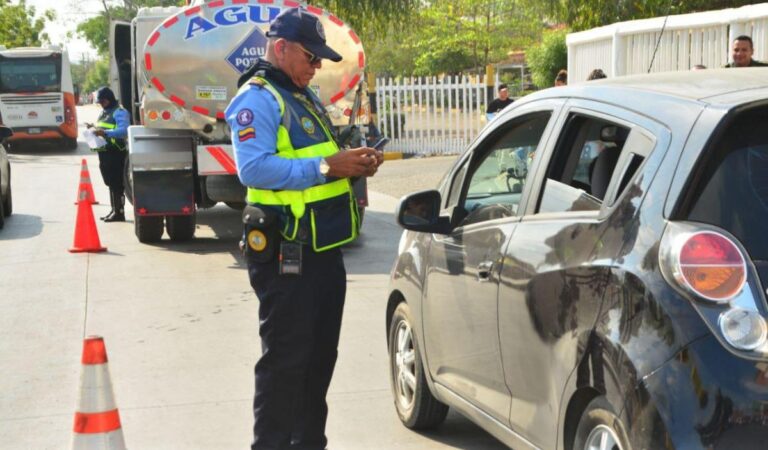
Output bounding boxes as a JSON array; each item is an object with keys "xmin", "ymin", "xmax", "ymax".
[
  {"xmin": 459, "ymin": 112, "xmax": 552, "ymax": 226},
  {"xmin": 537, "ymin": 114, "xmax": 635, "ymax": 214}
]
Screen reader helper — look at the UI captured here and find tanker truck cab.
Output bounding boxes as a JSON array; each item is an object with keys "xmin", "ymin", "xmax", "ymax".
[
  {"xmin": 111, "ymin": 0, "xmax": 371, "ymax": 244},
  {"xmin": 0, "ymin": 46, "xmax": 78, "ymax": 150}
]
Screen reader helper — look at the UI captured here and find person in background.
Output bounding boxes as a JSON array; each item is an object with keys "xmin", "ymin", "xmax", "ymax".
[
  {"xmin": 225, "ymin": 7, "xmax": 383, "ymax": 450},
  {"xmin": 555, "ymin": 69, "xmax": 568, "ymax": 86},
  {"xmin": 486, "ymin": 83, "xmax": 514, "ymax": 120},
  {"xmin": 587, "ymin": 69, "xmax": 607, "ymax": 81},
  {"xmin": 87, "ymin": 87, "xmax": 130, "ymax": 222},
  {"xmin": 724, "ymin": 35, "xmax": 768, "ymax": 68}
]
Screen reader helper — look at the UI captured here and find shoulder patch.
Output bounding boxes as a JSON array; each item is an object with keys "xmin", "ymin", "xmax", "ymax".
[
  {"xmin": 236, "ymin": 108, "xmax": 253, "ymax": 126},
  {"xmin": 238, "ymin": 127, "xmax": 256, "ymax": 142}
]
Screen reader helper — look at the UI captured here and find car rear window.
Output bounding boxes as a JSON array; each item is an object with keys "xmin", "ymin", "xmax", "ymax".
[{"xmin": 685, "ymin": 105, "xmax": 768, "ymax": 260}]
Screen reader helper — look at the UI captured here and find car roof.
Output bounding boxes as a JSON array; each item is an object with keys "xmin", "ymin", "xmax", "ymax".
[{"xmin": 523, "ymin": 68, "xmax": 768, "ymax": 113}]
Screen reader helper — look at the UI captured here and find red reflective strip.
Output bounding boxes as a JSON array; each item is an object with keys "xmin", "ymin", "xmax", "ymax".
[
  {"xmin": 328, "ymin": 14, "xmax": 343, "ymax": 26},
  {"xmin": 144, "ymin": 53, "xmax": 152, "ymax": 71},
  {"xmin": 73, "ymin": 409, "xmax": 121, "ymax": 434},
  {"xmin": 185, "ymin": 6, "xmax": 201, "ymax": 16},
  {"xmin": 163, "ymin": 16, "xmax": 178, "ymax": 28},
  {"xmin": 348, "ymin": 74, "xmax": 361, "ymax": 90},
  {"xmin": 208, "ymin": 0, "xmax": 225, "ymax": 7},
  {"xmin": 81, "ymin": 336, "xmax": 108, "ymax": 365},
  {"xmin": 151, "ymin": 77, "xmax": 165, "ymax": 92},
  {"xmin": 285, "ymin": 0, "xmax": 299, "ymax": 7},
  {"xmin": 207, "ymin": 147, "xmax": 237, "ymax": 174},
  {"xmin": 358, "ymin": 52, "xmax": 365, "ymax": 68},
  {"xmin": 330, "ymin": 91, "xmax": 345, "ymax": 104},
  {"xmin": 216, "ymin": 111, "xmax": 225, "ymax": 120},
  {"xmin": 169, "ymin": 95, "xmax": 185, "ymax": 107},
  {"xmin": 307, "ymin": 6, "xmax": 322, "ymax": 15},
  {"xmin": 147, "ymin": 31, "xmax": 160, "ymax": 47},
  {"xmin": 348, "ymin": 30, "xmax": 360, "ymax": 44},
  {"xmin": 192, "ymin": 106, "xmax": 210, "ymax": 116}
]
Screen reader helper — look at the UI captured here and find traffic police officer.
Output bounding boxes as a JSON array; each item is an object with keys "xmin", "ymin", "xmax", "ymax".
[
  {"xmin": 88, "ymin": 87, "xmax": 130, "ymax": 222},
  {"xmin": 225, "ymin": 7, "xmax": 383, "ymax": 450}
]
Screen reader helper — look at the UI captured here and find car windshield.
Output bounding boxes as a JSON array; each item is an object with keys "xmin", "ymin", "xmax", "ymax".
[
  {"xmin": 686, "ymin": 105, "xmax": 768, "ymax": 260},
  {"xmin": 0, "ymin": 55, "xmax": 62, "ymax": 94}
]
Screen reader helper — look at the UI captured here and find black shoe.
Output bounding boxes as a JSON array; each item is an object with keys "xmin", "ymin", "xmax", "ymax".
[
  {"xmin": 100, "ymin": 210, "xmax": 115, "ymax": 221},
  {"xmin": 104, "ymin": 211, "xmax": 125, "ymax": 222}
]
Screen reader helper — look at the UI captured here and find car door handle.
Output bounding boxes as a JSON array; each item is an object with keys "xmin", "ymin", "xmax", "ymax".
[{"xmin": 477, "ymin": 260, "xmax": 494, "ymax": 281}]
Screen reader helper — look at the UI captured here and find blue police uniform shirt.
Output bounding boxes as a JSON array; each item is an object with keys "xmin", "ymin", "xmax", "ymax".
[
  {"xmin": 104, "ymin": 107, "xmax": 130, "ymax": 140},
  {"xmin": 225, "ymin": 82, "xmax": 325, "ymax": 191}
]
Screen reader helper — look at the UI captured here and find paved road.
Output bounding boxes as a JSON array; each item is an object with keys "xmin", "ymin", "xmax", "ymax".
[{"xmin": 0, "ymin": 106, "xmax": 505, "ymax": 449}]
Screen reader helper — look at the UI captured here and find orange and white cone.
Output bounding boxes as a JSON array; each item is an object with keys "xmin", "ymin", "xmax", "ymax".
[
  {"xmin": 71, "ymin": 336, "xmax": 126, "ymax": 450},
  {"xmin": 74, "ymin": 159, "xmax": 99, "ymax": 205}
]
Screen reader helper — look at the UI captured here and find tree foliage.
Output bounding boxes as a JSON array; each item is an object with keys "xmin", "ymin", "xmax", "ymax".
[
  {"xmin": 0, "ymin": 0, "xmax": 55, "ymax": 48},
  {"xmin": 526, "ymin": 28, "xmax": 567, "ymax": 88}
]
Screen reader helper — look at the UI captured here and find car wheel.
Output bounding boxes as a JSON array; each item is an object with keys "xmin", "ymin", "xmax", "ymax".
[
  {"xmin": 388, "ymin": 301, "xmax": 448, "ymax": 429},
  {"xmin": 2, "ymin": 167, "xmax": 11, "ymax": 216},
  {"xmin": 573, "ymin": 397, "xmax": 632, "ymax": 450}
]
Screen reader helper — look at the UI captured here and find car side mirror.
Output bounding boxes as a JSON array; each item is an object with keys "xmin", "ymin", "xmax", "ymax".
[
  {"xmin": 396, "ymin": 189, "xmax": 452, "ymax": 234},
  {"xmin": 0, "ymin": 126, "xmax": 13, "ymax": 140}
]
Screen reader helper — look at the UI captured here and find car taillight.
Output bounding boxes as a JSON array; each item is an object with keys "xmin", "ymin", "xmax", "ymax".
[{"xmin": 673, "ymin": 231, "xmax": 746, "ymax": 303}]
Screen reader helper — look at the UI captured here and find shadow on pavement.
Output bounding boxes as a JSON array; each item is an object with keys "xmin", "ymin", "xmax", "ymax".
[
  {"xmin": 0, "ymin": 214, "xmax": 43, "ymax": 240},
  {"xmin": 414, "ymin": 410, "xmax": 509, "ymax": 449}
]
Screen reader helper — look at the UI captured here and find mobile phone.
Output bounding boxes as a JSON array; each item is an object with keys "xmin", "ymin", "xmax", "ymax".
[{"xmin": 372, "ymin": 137, "xmax": 390, "ymax": 151}]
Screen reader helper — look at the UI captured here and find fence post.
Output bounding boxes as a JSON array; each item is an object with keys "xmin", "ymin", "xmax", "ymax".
[{"xmin": 367, "ymin": 72, "xmax": 377, "ymax": 128}]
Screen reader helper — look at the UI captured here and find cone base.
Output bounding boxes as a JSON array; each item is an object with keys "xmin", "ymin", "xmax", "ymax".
[
  {"xmin": 74, "ymin": 201, "xmax": 100, "ymax": 205},
  {"xmin": 69, "ymin": 246, "xmax": 108, "ymax": 253}
]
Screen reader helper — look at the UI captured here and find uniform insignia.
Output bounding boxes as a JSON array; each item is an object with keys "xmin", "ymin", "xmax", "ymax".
[
  {"xmin": 301, "ymin": 117, "xmax": 316, "ymax": 135},
  {"xmin": 238, "ymin": 127, "xmax": 256, "ymax": 142},
  {"xmin": 247, "ymin": 229, "xmax": 267, "ymax": 252},
  {"xmin": 237, "ymin": 108, "xmax": 254, "ymax": 126},
  {"xmin": 249, "ymin": 77, "xmax": 265, "ymax": 87}
]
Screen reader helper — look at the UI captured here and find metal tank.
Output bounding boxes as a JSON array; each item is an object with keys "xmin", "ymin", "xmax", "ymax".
[{"xmin": 112, "ymin": 0, "xmax": 368, "ymax": 243}]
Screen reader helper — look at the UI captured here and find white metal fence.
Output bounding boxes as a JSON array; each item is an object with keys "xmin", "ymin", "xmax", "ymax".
[
  {"xmin": 567, "ymin": 3, "xmax": 768, "ymax": 82},
  {"xmin": 375, "ymin": 74, "xmax": 501, "ymax": 155}
]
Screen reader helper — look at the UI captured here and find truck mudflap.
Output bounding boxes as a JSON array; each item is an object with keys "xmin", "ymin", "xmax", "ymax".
[{"xmin": 128, "ymin": 125, "xmax": 196, "ymax": 216}]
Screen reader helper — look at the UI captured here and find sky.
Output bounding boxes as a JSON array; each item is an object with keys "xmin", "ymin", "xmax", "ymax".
[{"xmin": 26, "ymin": 0, "xmax": 103, "ymax": 63}]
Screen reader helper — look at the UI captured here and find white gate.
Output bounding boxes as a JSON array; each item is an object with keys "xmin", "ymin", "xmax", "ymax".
[
  {"xmin": 567, "ymin": 3, "xmax": 768, "ymax": 82},
  {"xmin": 375, "ymin": 74, "xmax": 498, "ymax": 155}
]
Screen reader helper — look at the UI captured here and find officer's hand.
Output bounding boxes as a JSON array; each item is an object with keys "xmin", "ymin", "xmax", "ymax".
[
  {"xmin": 85, "ymin": 122, "xmax": 93, "ymax": 129},
  {"xmin": 93, "ymin": 128, "xmax": 106, "ymax": 137},
  {"xmin": 326, "ymin": 148, "xmax": 383, "ymax": 178}
]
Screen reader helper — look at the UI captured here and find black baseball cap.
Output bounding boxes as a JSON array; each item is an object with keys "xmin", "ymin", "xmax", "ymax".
[{"xmin": 265, "ymin": 7, "xmax": 342, "ymax": 63}]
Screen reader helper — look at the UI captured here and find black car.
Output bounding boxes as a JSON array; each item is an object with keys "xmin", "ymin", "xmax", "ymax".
[
  {"xmin": 0, "ymin": 125, "xmax": 12, "ymax": 228},
  {"xmin": 387, "ymin": 69, "xmax": 768, "ymax": 450}
]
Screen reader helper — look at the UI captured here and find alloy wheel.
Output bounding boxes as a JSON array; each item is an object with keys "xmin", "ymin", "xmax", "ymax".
[
  {"xmin": 394, "ymin": 320, "xmax": 417, "ymax": 410},
  {"xmin": 584, "ymin": 424, "xmax": 624, "ymax": 450}
]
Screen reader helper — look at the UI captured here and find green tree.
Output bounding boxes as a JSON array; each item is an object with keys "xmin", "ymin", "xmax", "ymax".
[
  {"xmin": 82, "ymin": 58, "xmax": 109, "ymax": 94},
  {"xmin": 0, "ymin": 0, "xmax": 55, "ymax": 48},
  {"xmin": 526, "ymin": 28, "xmax": 567, "ymax": 88}
]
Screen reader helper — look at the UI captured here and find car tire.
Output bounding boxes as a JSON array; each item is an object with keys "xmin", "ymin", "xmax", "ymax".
[
  {"xmin": 166, "ymin": 214, "xmax": 196, "ymax": 242},
  {"xmin": 573, "ymin": 397, "xmax": 632, "ymax": 450},
  {"xmin": 388, "ymin": 301, "xmax": 448, "ymax": 429},
  {"xmin": 2, "ymin": 167, "xmax": 11, "ymax": 216},
  {"xmin": 135, "ymin": 215, "xmax": 164, "ymax": 243}
]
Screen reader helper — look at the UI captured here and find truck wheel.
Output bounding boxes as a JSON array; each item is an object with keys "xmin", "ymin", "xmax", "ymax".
[
  {"xmin": 0, "ymin": 193, "xmax": 5, "ymax": 229},
  {"xmin": 123, "ymin": 160, "xmax": 134, "ymax": 206},
  {"xmin": 166, "ymin": 214, "xmax": 196, "ymax": 241},
  {"xmin": 3, "ymin": 167, "xmax": 11, "ymax": 216},
  {"xmin": 135, "ymin": 215, "xmax": 164, "ymax": 243}
]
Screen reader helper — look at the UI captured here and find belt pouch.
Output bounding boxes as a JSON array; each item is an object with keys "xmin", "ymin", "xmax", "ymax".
[{"xmin": 242, "ymin": 205, "xmax": 280, "ymax": 263}]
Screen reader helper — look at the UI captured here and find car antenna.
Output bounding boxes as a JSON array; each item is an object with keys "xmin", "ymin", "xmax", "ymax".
[{"xmin": 647, "ymin": 1, "xmax": 674, "ymax": 73}]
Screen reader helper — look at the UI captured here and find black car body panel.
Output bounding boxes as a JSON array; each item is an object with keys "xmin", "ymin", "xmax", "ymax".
[{"xmin": 387, "ymin": 69, "xmax": 768, "ymax": 450}]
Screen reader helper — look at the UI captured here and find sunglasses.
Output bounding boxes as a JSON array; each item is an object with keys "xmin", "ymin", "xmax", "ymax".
[{"xmin": 296, "ymin": 44, "xmax": 322, "ymax": 65}]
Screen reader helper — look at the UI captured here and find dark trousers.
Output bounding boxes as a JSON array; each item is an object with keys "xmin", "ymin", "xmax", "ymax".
[
  {"xmin": 97, "ymin": 148, "xmax": 126, "ymax": 191},
  {"xmin": 248, "ymin": 246, "xmax": 346, "ymax": 450}
]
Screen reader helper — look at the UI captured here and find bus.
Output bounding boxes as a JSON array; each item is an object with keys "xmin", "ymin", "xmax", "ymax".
[{"xmin": 0, "ymin": 46, "xmax": 78, "ymax": 150}]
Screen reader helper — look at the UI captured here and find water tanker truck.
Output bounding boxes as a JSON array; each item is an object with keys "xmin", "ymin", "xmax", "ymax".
[{"xmin": 110, "ymin": 0, "xmax": 369, "ymax": 243}]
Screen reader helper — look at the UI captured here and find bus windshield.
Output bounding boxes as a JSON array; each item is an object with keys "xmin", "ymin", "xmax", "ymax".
[{"xmin": 0, "ymin": 56, "xmax": 62, "ymax": 94}]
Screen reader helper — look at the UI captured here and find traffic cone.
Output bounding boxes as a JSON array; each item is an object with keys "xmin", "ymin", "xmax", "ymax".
[
  {"xmin": 69, "ymin": 199, "xmax": 107, "ymax": 253},
  {"xmin": 71, "ymin": 336, "xmax": 127, "ymax": 450},
  {"xmin": 74, "ymin": 159, "xmax": 99, "ymax": 205}
]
